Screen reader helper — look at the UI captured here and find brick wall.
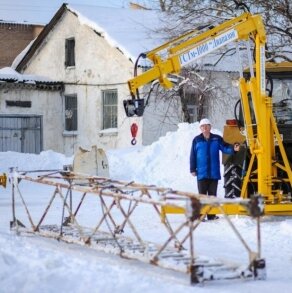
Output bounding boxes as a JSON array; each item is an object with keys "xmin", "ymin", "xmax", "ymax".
[{"xmin": 0, "ymin": 23, "xmax": 43, "ymax": 68}]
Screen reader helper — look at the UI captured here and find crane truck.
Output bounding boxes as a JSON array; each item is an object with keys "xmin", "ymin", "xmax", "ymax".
[{"xmin": 124, "ymin": 12, "xmax": 292, "ymax": 216}]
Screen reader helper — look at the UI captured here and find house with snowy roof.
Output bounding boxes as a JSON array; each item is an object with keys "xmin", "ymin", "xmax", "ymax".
[
  {"xmin": 0, "ymin": 3, "xmax": 162, "ymax": 155},
  {"xmin": 0, "ymin": 2, "xmax": 241, "ymax": 154}
]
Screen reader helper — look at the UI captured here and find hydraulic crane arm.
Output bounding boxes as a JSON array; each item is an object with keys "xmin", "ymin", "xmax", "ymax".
[
  {"xmin": 125, "ymin": 11, "xmax": 292, "ymax": 207},
  {"xmin": 127, "ymin": 12, "xmax": 266, "ymax": 102}
]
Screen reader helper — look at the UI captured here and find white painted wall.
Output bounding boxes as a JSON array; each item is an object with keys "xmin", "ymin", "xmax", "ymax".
[
  {"xmin": 21, "ymin": 10, "xmax": 142, "ymax": 156},
  {"xmin": 142, "ymin": 70, "xmax": 240, "ymax": 145},
  {"xmin": 207, "ymin": 71, "xmax": 240, "ymax": 129},
  {"xmin": 0, "ymin": 87, "xmax": 64, "ymax": 152},
  {"xmin": 143, "ymin": 92, "xmax": 182, "ymax": 145}
]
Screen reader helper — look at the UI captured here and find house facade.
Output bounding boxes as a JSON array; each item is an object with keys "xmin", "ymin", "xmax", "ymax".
[
  {"xmin": 0, "ymin": 3, "xmax": 241, "ymax": 154},
  {"xmin": 12, "ymin": 4, "xmax": 161, "ymax": 155},
  {"xmin": 0, "ymin": 77, "xmax": 63, "ymax": 153}
]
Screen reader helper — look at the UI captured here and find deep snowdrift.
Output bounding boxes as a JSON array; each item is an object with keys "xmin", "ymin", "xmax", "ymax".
[{"xmin": 0, "ymin": 122, "xmax": 292, "ymax": 292}]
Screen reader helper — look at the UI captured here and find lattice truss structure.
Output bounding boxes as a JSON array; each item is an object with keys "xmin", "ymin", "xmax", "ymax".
[{"xmin": 9, "ymin": 167, "xmax": 266, "ymax": 285}]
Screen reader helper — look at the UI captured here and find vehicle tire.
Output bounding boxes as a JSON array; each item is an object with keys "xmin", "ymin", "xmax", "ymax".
[{"xmin": 224, "ymin": 163, "xmax": 242, "ymax": 198}]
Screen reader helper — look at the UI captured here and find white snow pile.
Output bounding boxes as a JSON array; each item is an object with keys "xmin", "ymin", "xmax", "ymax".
[
  {"xmin": 1, "ymin": 122, "xmax": 292, "ymax": 292},
  {"xmin": 0, "ymin": 150, "xmax": 72, "ymax": 173},
  {"xmin": 108, "ymin": 122, "xmax": 223, "ymax": 193}
]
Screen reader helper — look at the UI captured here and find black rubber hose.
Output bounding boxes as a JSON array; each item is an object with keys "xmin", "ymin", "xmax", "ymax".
[{"xmin": 133, "ymin": 53, "xmax": 147, "ymax": 100}]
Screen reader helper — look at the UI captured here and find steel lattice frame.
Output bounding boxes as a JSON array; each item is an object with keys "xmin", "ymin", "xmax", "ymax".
[{"xmin": 9, "ymin": 168, "xmax": 266, "ymax": 285}]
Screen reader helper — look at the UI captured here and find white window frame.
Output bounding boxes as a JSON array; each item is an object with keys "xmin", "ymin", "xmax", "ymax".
[
  {"xmin": 64, "ymin": 94, "xmax": 78, "ymax": 132},
  {"xmin": 102, "ymin": 90, "xmax": 118, "ymax": 129}
]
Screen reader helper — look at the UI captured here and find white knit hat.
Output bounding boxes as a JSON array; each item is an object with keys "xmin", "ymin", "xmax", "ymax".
[{"xmin": 199, "ymin": 118, "xmax": 211, "ymax": 126}]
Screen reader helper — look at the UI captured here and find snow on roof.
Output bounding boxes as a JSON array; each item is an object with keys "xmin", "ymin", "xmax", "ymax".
[
  {"xmin": 65, "ymin": 4, "xmax": 239, "ymax": 71},
  {"xmin": 66, "ymin": 4, "xmax": 162, "ymax": 62},
  {"xmin": 0, "ymin": 67, "xmax": 60, "ymax": 83},
  {"xmin": 1, "ymin": 2, "xmax": 163, "ymax": 66},
  {"xmin": 11, "ymin": 39, "xmax": 34, "ymax": 70},
  {"xmin": 11, "ymin": 3, "xmax": 164, "ymax": 69},
  {"xmin": 6, "ymin": 2, "xmax": 239, "ymax": 74}
]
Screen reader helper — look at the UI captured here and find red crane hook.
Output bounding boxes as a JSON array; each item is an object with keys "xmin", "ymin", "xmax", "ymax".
[{"xmin": 130, "ymin": 123, "xmax": 138, "ymax": 145}]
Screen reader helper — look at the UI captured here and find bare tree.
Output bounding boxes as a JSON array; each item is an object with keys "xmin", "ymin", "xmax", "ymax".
[
  {"xmin": 144, "ymin": 66, "xmax": 217, "ymax": 123},
  {"xmin": 155, "ymin": 0, "xmax": 292, "ymax": 61},
  {"xmin": 135, "ymin": 0, "xmax": 292, "ymax": 61},
  {"xmin": 140, "ymin": 0, "xmax": 291, "ymax": 124}
]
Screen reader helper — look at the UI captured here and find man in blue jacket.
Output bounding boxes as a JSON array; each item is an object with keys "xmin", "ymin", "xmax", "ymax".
[{"xmin": 190, "ymin": 118, "xmax": 239, "ymax": 220}]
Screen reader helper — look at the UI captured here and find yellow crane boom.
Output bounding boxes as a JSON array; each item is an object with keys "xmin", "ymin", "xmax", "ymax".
[{"xmin": 125, "ymin": 12, "xmax": 292, "ymax": 215}]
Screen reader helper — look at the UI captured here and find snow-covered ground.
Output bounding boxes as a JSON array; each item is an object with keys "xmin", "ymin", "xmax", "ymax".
[{"xmin": 0, "ymin": 123, "xmax": 292, "ymax": 292}]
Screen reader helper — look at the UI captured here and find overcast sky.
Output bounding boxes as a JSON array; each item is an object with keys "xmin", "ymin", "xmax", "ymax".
[
  {"xmin": 0, "ymin": 0, "xmax": 148, "ymax": 10},
  {"xmin": 0, "ymin": 0, "xmax": 157, "ymax": 24}
]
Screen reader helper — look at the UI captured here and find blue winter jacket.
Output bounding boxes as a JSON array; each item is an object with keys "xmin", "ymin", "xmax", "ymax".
[{"xmin": 190, "ymin": 133, "xmax": 234, "ymax": 180}]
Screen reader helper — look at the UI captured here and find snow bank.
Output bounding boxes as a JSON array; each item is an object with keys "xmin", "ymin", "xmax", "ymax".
[
  {"xmin": 0, "ymin": 150, "xmax": 73, "ymax": 173},
  {"xmin": 107, "ymin": 122, "xmax": 223, "ymax": 193}
]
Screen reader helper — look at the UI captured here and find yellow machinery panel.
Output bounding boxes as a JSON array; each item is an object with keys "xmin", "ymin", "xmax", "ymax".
[
  {"xmin": 0, "ymin": 173, "xmax": 7, "ymax": 188},
  {"xmin": 125, "ymin": 11, "xmax": 292, "ymax": 217}
]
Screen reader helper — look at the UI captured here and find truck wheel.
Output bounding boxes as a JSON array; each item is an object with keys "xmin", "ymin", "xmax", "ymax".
[{"xmin": 224, "ymin": 164, "xmax": 242, "ymax": 198}]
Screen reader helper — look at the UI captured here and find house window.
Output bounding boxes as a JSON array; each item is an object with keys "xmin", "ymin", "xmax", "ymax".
[
  {"xmin": 102, "ymin": 90, "xmax": 117, "ymax": 129},
  {"xmin": 64, "ymin": 95, "xmax": 77, "ymax": 131},
  {"xmin": 65, "ymin": 38, "xmax": 75, "ymax": 67}
]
